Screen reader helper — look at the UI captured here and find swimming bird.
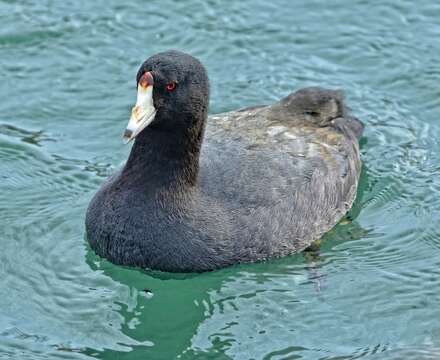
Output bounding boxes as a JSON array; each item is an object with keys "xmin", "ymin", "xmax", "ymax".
[{"xmin": 85, "ymin": 50, "xmax": 364, "ymax": 273}]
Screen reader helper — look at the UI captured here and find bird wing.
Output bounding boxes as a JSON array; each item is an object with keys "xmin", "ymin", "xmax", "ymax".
[{"xmin": 200, "ymin": 87, "xmax": 363, "ymax": 257}]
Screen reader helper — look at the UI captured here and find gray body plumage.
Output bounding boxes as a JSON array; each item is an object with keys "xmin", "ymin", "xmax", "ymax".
[
  {"xmin": 86, "ymin": 88, "xmax": 362, "ymax": 272},
  {"xmin": 85, "ymin": 51, "xmax": 363, "ymax": 273}
]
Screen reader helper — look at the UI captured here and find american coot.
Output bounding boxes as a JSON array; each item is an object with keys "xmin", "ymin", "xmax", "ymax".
[{"xmin": 86, "ymin": 50, "xmax": 364, "ymax": 273}]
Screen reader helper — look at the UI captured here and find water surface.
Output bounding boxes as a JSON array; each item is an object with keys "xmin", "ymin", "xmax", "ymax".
[{"xmin": 1, "ymin": 0, "xmax": 440, "ymax": 359}]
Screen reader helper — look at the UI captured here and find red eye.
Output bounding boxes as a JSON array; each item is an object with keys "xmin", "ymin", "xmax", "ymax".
[{"xmin": 166, "ymin": 82, "xmax": 176, "ymax": 91}]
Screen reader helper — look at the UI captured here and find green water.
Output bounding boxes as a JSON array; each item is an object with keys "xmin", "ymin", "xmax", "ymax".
[{"xmin": 1, "ymin": 0, "xmax": 440, "ymax": 359}]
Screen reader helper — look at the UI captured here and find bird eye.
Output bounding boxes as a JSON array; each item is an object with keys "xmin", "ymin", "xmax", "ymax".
[{"xmin": 166, "ymin": 82, "xmax": 177, "ymax": 91}]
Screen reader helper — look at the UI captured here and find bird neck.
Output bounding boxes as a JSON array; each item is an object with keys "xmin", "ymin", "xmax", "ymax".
[{"xmin": 123, "ymin": 122, "xmax": 205, "ymax": 188}]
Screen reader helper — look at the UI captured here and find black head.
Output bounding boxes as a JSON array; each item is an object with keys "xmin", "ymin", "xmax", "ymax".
[{"xmin": 124, "ymin": 50, "xmax": 210, "ymax": 142}]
